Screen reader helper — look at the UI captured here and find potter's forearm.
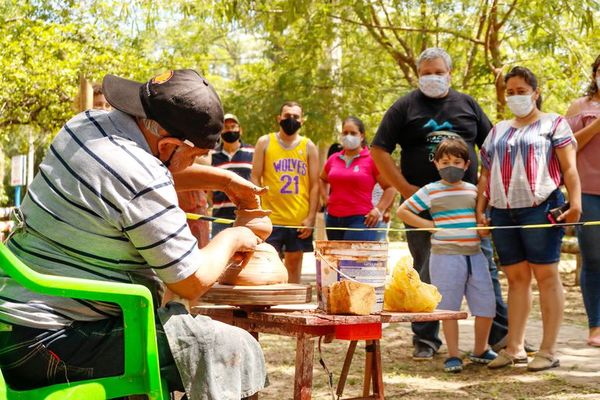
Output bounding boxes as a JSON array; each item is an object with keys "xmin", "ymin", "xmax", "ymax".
[
  {"xmin": 173, "ymin": 164, "xmax": 235, "ymax": 192},
  {"xmin": 165, "ymin": 227, "xmax": 257, "ymax": 299}
]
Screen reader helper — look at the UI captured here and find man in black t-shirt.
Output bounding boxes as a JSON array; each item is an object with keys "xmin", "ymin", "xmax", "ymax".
[{"xmin": 372, "ymin": 47, "xmax": 509, "ymax": 361}]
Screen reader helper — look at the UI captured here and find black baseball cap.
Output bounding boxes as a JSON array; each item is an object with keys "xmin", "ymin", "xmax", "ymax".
[{"xmin": 102, "ymin": 69, "xmax": 224, "ymax": 149}]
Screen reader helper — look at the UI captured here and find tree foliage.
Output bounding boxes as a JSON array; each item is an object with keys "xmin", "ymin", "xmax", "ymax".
[{"xmin": 0, "ymin": 0, "xmax": 598, "ymax": 204}]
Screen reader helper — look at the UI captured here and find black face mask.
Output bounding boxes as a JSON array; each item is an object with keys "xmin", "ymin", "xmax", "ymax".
[
  {"xmin": 279, "ymin": 118, "xmax": 301, "ymax": 136},
  {"xmin": 221, "ymin": 131, "xmax": 241, "ymax": 143}
]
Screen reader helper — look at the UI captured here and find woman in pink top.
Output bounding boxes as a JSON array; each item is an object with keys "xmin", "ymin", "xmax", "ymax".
[
  {"xmin": 566, "ymin": 53, "xmax": 600, "ymax": 347},
  {"xmin": 319, "ymin": 116, "xmax": 395, "ymax": 241}
]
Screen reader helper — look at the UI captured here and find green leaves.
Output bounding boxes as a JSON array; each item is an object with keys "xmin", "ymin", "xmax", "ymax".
[{"xmin": 0, "ymin": 0, "xmax": 598, "ymax": 194}]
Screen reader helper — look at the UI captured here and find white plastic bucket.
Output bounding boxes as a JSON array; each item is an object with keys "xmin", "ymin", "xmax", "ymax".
[{"xmin": 315, "ymin": 240, "xmax": 388, "ymax": 314}]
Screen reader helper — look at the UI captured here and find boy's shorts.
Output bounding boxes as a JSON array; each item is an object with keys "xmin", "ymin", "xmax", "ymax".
[
  {"xmin": 429, "ymin": 252, "xmax": 495, "ymax": 318},
  {"xmin": 266, "ymin": 226, "xmax": 314, "ymax": 253}
]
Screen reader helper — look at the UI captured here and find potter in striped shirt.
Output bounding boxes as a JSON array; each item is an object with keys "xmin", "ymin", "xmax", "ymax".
[
  {"xmin": 0, "ymin": 108, "xmax": 199, "ymax": 329},
  {"xmin": 0, "ymin": 70, "xmax": 268, "ymax": 398}
]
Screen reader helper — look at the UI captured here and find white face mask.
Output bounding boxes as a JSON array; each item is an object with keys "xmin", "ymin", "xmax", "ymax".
[
  {"xmin": 340, "ymin": 134, "xmax": 362, "ymax": 150},
  {"xmin": 506, "ymin": 94, "xmax": 535, "ymax": 118},
  {"xmin": 418, "ymin": 74, "xmax": 450, "ymax": 98}
]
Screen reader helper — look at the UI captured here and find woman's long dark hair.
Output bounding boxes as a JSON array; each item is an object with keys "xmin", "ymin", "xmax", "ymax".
[
  {"xmin": 585, "ymin": 54, "xmax": 600, "ymax": 99},
  {"xmin": 504, "ymin": 66, "xmax": 543, "ymax": 110}
]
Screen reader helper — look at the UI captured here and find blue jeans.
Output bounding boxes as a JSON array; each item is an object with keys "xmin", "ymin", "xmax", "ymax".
[
  {"xmin": 577, "ymin": 194, "xmax": 600, "ymax": 328},
  {"xmin": 374, "ymin": 221, "xmax": 389, "ymax": 241},
  {"xmin": 405, "ymin": 210, "xmax": 508, "ymax": 350},
  {"xmin": 325, "ymin": 213, "xmax": 377, "ymax": 241},
  {"xmin": 491, "ymin": 189, "xmax": 565, "ymax": 265}
]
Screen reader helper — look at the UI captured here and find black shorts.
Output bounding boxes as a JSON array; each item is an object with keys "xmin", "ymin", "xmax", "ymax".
[
  {"xmin": 0, "ymin": 318, "xmax": 182, "ymax": 392},
  {"xmin": 266, "ymin": 226, "xmax": 314, "ymax": 253}
]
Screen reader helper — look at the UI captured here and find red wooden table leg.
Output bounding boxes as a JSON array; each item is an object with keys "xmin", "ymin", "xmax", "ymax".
[
  {"xmin": 362, "ymin": 340, "xmax": 373, "ymax": 397},
  {"xmin": 294, "ymin": 334, "xmax": 315, "ymax": 400}
]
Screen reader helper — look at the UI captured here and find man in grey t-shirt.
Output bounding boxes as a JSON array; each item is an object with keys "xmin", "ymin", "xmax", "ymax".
[{"xmin": 0, "ymin": 70, "xmax": 267, "ymax": 399}]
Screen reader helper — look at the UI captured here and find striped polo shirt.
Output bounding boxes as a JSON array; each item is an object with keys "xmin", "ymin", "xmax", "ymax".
[
  {"xmin": 210, "ymin": 143, "xmax": 254, "ymax": 220},
  {"xmin": 404, "ymin": 181, "xmax": 480, "ymax": 255},
  {"xmin": 0, "ymin": 109, "xmax": 201, "ymax": 330}
]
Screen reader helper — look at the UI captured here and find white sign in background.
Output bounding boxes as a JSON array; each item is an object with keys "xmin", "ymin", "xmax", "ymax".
[{"xmin": 10, "ymin": 154, "xmax": 27, "ymax": 186}]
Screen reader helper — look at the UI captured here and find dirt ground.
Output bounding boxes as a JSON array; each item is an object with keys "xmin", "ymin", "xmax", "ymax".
[{"xmin": 256, "ymin": 257, "xmax": 600, "ymax": 400}]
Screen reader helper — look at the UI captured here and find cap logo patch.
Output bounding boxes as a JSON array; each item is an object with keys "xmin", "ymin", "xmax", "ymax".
[{"xmin": 152, "ymin": 71, "xmax": 174, "ymax": 84}]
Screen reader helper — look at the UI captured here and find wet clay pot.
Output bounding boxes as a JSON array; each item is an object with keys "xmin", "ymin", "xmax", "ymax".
[
  {"xmin": 233, "ymin": 208, "xmax": 273, "ymax": 241},
  {"xmin": 236, "ymin": 194, "xmax": 262, "ymax": 211},
  {"xmin": 218, "ymin": 242, "xmax": 289, "ymax": 286}
]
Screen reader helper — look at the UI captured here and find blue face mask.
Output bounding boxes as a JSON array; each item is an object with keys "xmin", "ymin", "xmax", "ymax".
[{"xmin": 438, "ymin": 166, "xmax": 465, "ymax": 183}]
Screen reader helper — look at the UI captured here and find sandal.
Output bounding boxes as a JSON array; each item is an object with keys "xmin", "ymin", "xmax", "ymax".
[
  {"xmin": 487, "ymin": 349, "xmax": 527, "ymax": 369},
  {"xmin": 444, "ymin": 357, "xmax": 463, "ymax": 373},
  {"xmin": 469, "ymin": 349, "xmax": 497, "ymax": 364},
  {"xmin": 527, "ymin": 351, "xmax": 560, "ymax": 372}
]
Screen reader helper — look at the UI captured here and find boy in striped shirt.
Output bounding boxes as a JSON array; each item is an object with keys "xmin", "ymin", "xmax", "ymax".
[{"xmin": 397, "ymin": 137, "xmax": 496, "ymax": 372}]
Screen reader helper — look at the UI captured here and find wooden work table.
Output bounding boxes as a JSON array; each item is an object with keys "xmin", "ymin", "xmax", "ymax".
[{"xmin": 193, "ymin": 304, "xmax": 467, "ymax": 399}]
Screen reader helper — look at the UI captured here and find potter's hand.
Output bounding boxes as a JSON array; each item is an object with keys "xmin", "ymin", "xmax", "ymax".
[
  {"xmin": 297, "ymin": 216, "xmax": 315, "ymax": 239},
  {"xmin": 224, "ymin": 174, "xmax": 268, "ymax": 209},
  {"xmin": 230, "ymin": 251, "xmax": 253, "ymax": 268},
  {"xmin": 228, "ymin": 226, "xmax": 261, "ymax": 267},
  {"xmin": 232, "ymin": 226, "xmax": 261, "ymax": 251}
]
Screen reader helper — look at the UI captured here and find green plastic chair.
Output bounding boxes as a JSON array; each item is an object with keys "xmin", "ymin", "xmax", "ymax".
[{"xmin": 0, "ymin": 242, "xmax": 169, "ymax": 400}]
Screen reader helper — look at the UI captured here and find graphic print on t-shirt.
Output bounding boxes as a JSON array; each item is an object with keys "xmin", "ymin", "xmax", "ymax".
[{"xmin": 423, "ymin": 119, "xmax": 459, "ymax": 161}]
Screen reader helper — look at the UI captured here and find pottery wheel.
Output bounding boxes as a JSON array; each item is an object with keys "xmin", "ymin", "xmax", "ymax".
[{"xmin": 201, "ymin": 283, "xmax": 312, "ymax": 306}]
